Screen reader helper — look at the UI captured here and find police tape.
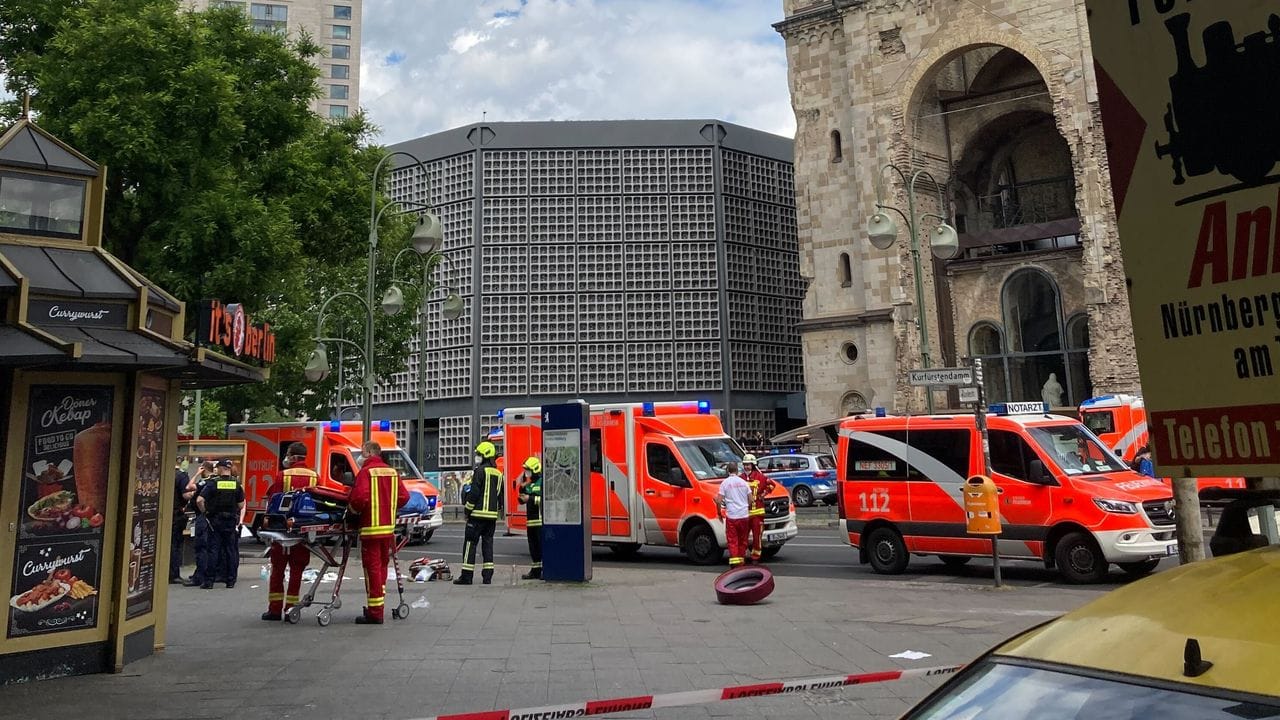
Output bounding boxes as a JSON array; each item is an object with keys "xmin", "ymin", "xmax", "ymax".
[{"xmin": 413, "ymin": 664, "xmax": 964, "ymax": 720}]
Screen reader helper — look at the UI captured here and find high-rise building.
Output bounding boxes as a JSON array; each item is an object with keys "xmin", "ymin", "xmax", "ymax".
[
  {"xmin": 366, "ymin": 120, "xmax": 806, "ymax": 470},
  {"xmin": 185, "ymin": 0, "xmax": 361, "ymax": 119}
]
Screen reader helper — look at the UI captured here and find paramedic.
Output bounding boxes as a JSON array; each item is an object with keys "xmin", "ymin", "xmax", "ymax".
[
  {"xmin": 196, "ymin": 459, "xmax": 244, "ymax": 589},
  {"xmin": 715, "ymin": 462, "xmax": 751, "ymax": 566},
  {"xmin": 455, "ymin": 440, "xmax": 503, "ymax": 585},
  {"xmin": 518, "ymin": 456, "xmax": 543, "ymax": 580},
  {"xmin": 742, "ymin": 453, "xmax": 777, "ymax": 563},
  {"xmin": 262, "ymin": 442, "xmax": 319, "ymax": 621},
  {"xmin": 348, "ymin": 441, "xmax": 409, "ymax": 624}
]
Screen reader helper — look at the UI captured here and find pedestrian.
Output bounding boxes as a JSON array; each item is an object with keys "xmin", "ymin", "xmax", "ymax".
[
  {"xmin": 169, "ymin": 459, "xmax": 191, "ymax": 584},
  {"xmin": 348, "ymin": 440, "xmax": 409, "ymax": 624},
  {"xmin": 518, "ymin": 456, "xmax": 543, "ymax": 580},
  {"xmin": 184, "ymin": 460, "xmax": 214, "ymax": 587},
  {"xmin": 1133, "ymin": 446, "xmax": 1156, "ymax": 478},
  {"xmin": 196, "ymin": 459, "xmax": 244, "ymax": 589},
  {"xmin": 454, "ymin": 440, "xmax": 503, "ymax": 585},
  {"xmin": 715, "ymin": 462, "xmax": 751, "ymax": 566},
  {"xmin": 742, "ymin": 453, "xmax": 778, "ymax": 563},
  {"xmin": 262, "ymin": 442, "xmax": 320, "ymax": 621}
]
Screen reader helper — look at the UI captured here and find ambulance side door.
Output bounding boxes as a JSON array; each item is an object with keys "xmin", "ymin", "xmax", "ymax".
[
  {"xmin": 639, "ymin": 440, "xmax": 688, "ymax": 545},
  {"xmin": 898, "ymin": 424, "xmax": 984, "ymax": 555},
  {"xmin": 988, "ymin": 429, "xmax": 1053, "ymax": 558}
]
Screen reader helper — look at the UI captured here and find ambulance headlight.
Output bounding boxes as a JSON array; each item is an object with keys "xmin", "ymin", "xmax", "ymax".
[{"xmin": 1093, "ymin": 498, "xmax": 1138, "ymax": 514}]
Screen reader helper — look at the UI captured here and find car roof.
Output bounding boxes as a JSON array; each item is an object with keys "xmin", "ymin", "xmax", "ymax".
[
  {"xmin": 996, "ymin": 545, "xmax": 1280, "ymax": 698},
  {"xmin": 839, "ymin": 413, "xmax": 1081, "ymax": 431}
]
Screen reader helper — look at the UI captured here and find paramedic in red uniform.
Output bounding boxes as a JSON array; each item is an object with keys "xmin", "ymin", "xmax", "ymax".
[
  {"xmin": 742, "ymin": 453, "xmax": 777, "ymax": 563},
  {"xmin": 262, "ymin": 442, "xmax": 320, "ymax": 621},
  {"xmin": 716, "ymin": 462, "xmax": 751, "ymax": 566},
  {"xmin": 348, "ymin": 440, "xmax": 409, "ymax": 624}
]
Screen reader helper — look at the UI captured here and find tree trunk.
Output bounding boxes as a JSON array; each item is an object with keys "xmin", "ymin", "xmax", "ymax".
[{"xmin": 1173, "ymin": 477, "xmax": 1205, "ymax": 564}]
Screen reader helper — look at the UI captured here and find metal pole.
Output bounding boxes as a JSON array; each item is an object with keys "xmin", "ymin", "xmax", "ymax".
[
  {"xmin": 193, "ymin": 389, "xmax": 202, "ymax": 438},
  {"xmin": 1173, "ymin": 477, "xmax": 1205, "ymax": 564},
  {"xmin": 417, "ymin": 257, "xmax": 428, "ymax": 472},
  {"xmin": 906, "ymin": 174, "xmax": 934, "ymax": 414},
  {"xmin": 972, "ymin": 357, "xmax": 1000, "ymax": 587}
]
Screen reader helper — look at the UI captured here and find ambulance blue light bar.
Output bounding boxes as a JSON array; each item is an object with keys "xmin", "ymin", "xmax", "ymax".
[
  {"xmin": 990, "ymin": 402, "xmax": 1050, "ymax": 416},
  {"xmin": 379, "ymin": 419, "xmax": 391, "ymax": 431},
  {"xmin": 329, "ymin": 420, "xmax": 341, "ymax": 431},
  {"xmin": 1079, "ymin": 395, "xmax": 1114, "ymax": 408},
  {"xmin": 875, "ymin": 407, "xmax": 887, "ymax": 417},
  {"xmin": 642, "ymin": 402, "xmax": 655, "ymax": 416},
  {"xmin": 697, "ymin": 400, "xmax": 711, "ymax": 414},
  {"xmin": 496, "ymin": 409, "xmax": 504, "ymax": 418}
]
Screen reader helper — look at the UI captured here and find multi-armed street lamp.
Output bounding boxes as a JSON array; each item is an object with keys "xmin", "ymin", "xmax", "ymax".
[
  {"xmin": 865, "ymin": 164, "xmax": 960, "ymax": 414},
  {"xmin": 303, "ymin": 151, "xmax": 447, "ymax": 445}
]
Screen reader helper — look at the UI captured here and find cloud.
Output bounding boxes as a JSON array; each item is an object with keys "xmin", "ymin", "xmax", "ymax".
[{"xmin": 359, "ymin": 0, "xmax": 794, "ymax": 145}]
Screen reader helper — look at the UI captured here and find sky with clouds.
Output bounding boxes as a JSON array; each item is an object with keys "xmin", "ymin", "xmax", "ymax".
[{"xmin": 359, "ymin": 0, "xmax": 795, "ymax": 145}]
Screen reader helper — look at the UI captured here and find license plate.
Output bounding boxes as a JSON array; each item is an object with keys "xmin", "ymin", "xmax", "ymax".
[
  {"xmin": 1167, "ymin": 544, "xmax": 1179, "ymax": 556},
  {"xmin": 765, "ymin": 532, "xmax": 786, "ymax": 543}
]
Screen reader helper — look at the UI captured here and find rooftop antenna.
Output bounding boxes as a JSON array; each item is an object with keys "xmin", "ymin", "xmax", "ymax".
[{"xmin": 482, "ymin": 110, "xmax": 487, "ymax": 124}]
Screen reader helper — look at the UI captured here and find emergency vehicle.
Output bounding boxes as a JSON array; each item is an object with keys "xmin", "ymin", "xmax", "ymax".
[
  {"xmin": 228, "ymin": 420, "xmax": 442, "ymax": 543},
  {"xmin": 838, "ymin": 404, "xmax": 1181, "ymax": 583},
  {"xmin": 1079, "ymin": 394, "xmax": 1245, "ymax": 492},
  {"xmin": 903, "ymin": 546, "xmax": 1280, "ymax": 717},
  {"xmin": 501, "ymin": 401, "xmax": 798, "ymax": 565}
]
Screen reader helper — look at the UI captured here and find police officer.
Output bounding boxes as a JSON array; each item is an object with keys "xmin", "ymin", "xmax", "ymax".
[
  {"xmin": 518, "ymin": 456, "xmax": 543, "ymax": 580},
  {"xmin": 262, "ymin": 442, "xmax": 319, "ymax": 620},
  {"xmin": 169, "ymin": 460, "xmax": 190, "ymax": 584},
  {"xmin": 454, "ymin": 440, "xmax": 503, "ymax": 585},
  {"xmin": 183, "ymin": 460, "xmax": 214, "ymax": 587},
  {"xmin": 197, "ymin": 459, "xmax": 245, "ymax": 589}
]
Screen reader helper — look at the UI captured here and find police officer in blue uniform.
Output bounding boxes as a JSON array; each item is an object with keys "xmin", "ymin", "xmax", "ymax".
[
  {"xmin": 196, "ymin": 459, "xmax": 245, "ymax": 589},
  {"xmin": 183, "ymin": 461, "xmax": 213, "ymax": 587}
]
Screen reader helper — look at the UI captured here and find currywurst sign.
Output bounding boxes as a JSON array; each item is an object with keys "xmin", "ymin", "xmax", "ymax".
[{"xmin": 1087, "ymin": 0, "xmax": 1280, "ymax": 476}]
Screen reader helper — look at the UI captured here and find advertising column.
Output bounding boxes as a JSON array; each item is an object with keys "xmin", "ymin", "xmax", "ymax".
[
  {"xmin": 540, "ymin": 402, "xmax": 592, "ymax": 582},
  {"xmin": 125, "ymin": 388, "xmax": 166, "ymax": 619},
  {"xmin": 8, "ymin": 386, "xmax": 113, "ymax": 638}
]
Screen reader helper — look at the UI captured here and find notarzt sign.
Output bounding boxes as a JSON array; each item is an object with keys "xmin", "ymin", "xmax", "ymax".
[{"xmin": 197, "ymin": 299, "xmax": 276, "ymax": 364}]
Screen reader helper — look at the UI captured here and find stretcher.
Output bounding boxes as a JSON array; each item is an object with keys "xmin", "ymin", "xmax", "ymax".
[{"xmin": 258, "ymin": 488, "xmax": 428, "ymax": 626}]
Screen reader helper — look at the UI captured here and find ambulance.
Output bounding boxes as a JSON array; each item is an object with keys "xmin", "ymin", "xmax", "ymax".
[
  {"xmin": 838, "ymin": 403, "xmax": 1180, "ymax": 583},
  {"xmin": 501, "ymin": 401, "xmax": 798, "ymax": 565},
  {"xmin": 228, "ymin": 420, "xmax": 443, "ymax": 543}
]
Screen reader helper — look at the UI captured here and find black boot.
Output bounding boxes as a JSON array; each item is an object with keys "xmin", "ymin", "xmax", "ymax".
[
  {"xmin": 453, "ymin": 571, "xmax": 473, "ymax": 586},
  {"xmin": 481, "ymin": 571, "xmax": 493, "ymax": 585},
  {"xmin": 521, "ymin": 567, "xmax": 541, "ymax": 580},
  {"xmin": 261, "ymin": 611, "xmax": 282, "ymax": 621}
]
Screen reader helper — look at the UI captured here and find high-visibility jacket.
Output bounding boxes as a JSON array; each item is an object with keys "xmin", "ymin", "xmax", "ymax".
[
  {"xmin": 465, "ymin": 462, "xmax": 503, "ymax": 520},
  {"xmin": 522, "ymin": 472, "xmax": 543, "ymax": 527},
  {"xmin": 349, "ymin": 459, "xmax": 409, "ymax": 538},
  {"xmin": 745, "ymin": 468, "xmax": 775, "ymax": 517}
]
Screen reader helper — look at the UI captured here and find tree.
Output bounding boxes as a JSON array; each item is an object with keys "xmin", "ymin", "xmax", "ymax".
[
  {"xmin": 0, "ymin": 0, "xmax": 421, "ymax": 420},
  {"xmin": 187, "ymin": 394, "xmax": 228, "ymax": 438}
]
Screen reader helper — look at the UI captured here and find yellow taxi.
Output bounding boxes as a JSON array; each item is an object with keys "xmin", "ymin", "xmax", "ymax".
[{"xmin": 902, "ymin": 546, "xmax": 1280, "ymax": 718}]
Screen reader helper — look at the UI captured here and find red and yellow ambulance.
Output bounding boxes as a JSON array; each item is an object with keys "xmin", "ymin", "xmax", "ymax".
[
  {"xmin": 228, "ymin": 420, "xmax": 442, "ymax": 542},
  {"xmin": 501, "ymin": 401, "xmax": 798, "ymax": 564},
  {"xmin": 838, "ymin": 404, "xmax": 1181, "ymax": 583}
]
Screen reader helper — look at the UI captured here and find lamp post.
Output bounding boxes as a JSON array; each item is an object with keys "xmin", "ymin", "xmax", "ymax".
[
  {"xmin": 304, "ymin": 150, "xmax": 443, "ymax": 445},
  {"xmin": 865, "ymin": 164, "xmax": 960, "ymax": 414},
  {"xmin": 386, "ymin": 248, "xmax": 463, "ymax": 473}
]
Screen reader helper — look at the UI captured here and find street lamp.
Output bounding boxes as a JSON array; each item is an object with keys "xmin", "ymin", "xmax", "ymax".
[
  {"xmin": 865, "ymin": 164, "xmax": 959, "ymax": 414},
  {"xmin": 386, "ymin": 247, "xmax": 464, "ymax": 473}
]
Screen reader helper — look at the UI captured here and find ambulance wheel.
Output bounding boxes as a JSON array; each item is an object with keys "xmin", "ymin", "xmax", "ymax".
[
  {"xmin": 608, "ymin": 543, "xmax": 642, "ymax": 558},
  {"xmin": 866, "ymin": 527, "xmax": 909, "ymax": 575},
  {"xmin": 1118, "ymin": 559, "xmax": 1160, "ymax": 578},
  {"xmin": 285, "ymin": 606, "xmax": 301, "ymax": 624},
  {"xmin": 683, "ymin": 524, "xmax": 724, "ymax": 566},
  {"xmin": 761, "ymin": 546, "xmax": 781, "ymax": 560},
  {"xmin": 317, "ymin": 610, "xmax": 331, "ymax": 627},
  {"xmin": 940, "ymin": 555, "xmax": 971, "ymax": 568},
  {"xmin": 792, "ymin": 486, "xmax": 815, "ymax": 507},
  {"xmin": 714, "ymin": 566, "xmax": 775, "ymax": 605},
  {"xmin": 419, "ymin": 529, "xmax": 434, "ymax": 544},
  {"xmin": 1055, "ymin": 532, "xmax": 1108, "ymax": 584}
]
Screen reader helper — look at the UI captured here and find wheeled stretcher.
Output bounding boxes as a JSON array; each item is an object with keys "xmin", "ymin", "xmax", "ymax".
[{"xmin": 257, "ymin": 488, "xmax": 430, "ymax": 626}]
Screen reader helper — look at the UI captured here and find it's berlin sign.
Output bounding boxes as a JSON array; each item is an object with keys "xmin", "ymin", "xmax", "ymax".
[{"xmin": 196, "ymin": 299, "xmax": 276, "ymax": 364}]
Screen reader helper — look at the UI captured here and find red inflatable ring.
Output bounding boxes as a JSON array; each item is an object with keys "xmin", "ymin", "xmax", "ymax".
[{"xmin": 714, "ymin": 565, "xmax": 775, "ymax": 605}]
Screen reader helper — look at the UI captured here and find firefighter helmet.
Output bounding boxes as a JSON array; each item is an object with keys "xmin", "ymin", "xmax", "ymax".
[
  {"xmin": 523, "ymin": 456, "xmax": 542, "ymax": 473},
  {"xmin": 742, "ymin": 453, "xmax": 758, "ymax": 465},
  {"xmin": 475, "ymin": 440, "xmax": 497, "ymax": 459}
]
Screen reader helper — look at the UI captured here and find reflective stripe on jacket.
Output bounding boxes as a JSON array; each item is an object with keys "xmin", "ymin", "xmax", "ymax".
[
  {"xmin": 466, "ymin": 465, "xmax": 504, "ymax": 519},
  {"xmin": 283, "ymin": 467, "xmax": 319, "ymax": 491}
]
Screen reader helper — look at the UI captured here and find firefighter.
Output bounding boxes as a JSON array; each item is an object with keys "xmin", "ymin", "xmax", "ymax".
[
  {"xmin": 348, "ymin": 440, "xmax": 409, "ymax": 624},
  {"xmin": 742, "ymin": 453, "xmax": 777, "ymax": 563},
  {"xmin": 262, "ymin": 442, "xmax": 319, "ymax": 621},
  {"xmin": 196, "ymin": 459, "xmax": 245, "ymax": 589},
  {"xmin": 454, "ymin": 440, "xmax": 503, "ymax": 585},
  {"xmin": 518, "ymin": 456, "xmax": 543, "ymax": 580}
]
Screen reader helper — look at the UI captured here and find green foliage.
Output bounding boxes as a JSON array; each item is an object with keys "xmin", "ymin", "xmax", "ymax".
[
  {"xmin": 0, "ymin": 0, "xmax": 422, "ymax": 421},
  {"xmin": 189, "ymin": 394, "xmax": 228, "ymax": 438}
]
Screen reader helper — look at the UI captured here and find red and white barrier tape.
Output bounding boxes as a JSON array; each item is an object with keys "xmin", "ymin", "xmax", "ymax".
[{"xmin": 413, "ymin": 664, "xmax": 963, "ymax": 720}]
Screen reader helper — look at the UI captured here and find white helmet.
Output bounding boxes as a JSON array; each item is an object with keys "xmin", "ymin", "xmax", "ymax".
[{"xmin": 742, "ymin": 453, "xmax": 758, "ymax": 464}]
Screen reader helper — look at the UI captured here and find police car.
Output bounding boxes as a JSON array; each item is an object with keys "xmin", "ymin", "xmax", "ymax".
[{"xmin": 901, "ymin": 546, "xmax": 1280, "ymax": 718}]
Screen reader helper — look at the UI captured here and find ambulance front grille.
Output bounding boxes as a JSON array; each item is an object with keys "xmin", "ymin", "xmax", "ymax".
[
  {"xmin": 1142, "ymin": 499, "xmax": 1176, "ymax": 526},
  {"xmin": 764, "ymin": 497, "xmax": 790, "ymax": 519}
]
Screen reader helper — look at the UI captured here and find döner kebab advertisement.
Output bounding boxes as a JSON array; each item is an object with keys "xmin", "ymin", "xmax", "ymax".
[
  {"xmin": 1086, "ymin": 0, "xmax": 1280, "ymax": 477},
  {"xmin": 9, "ymin": 386, "xmax": 112, "ymax": 637}
]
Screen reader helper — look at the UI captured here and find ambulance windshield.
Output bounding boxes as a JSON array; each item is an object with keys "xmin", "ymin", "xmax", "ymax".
[
  {"xmin": 675, "ymin": 437, "xmax": 746, "ymax": 481},
  {"xmin": 351, "ymin": 448, "xmax": 423, "ymax": 480},
  {"xmin": 1027, "ymin": 425, "xmax": 1127, "ymax": 476}
]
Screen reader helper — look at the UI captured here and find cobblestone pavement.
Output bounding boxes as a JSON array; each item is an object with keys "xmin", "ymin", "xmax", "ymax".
[{"xmin": 0, "ymin": 563, "xmax": 1109, "ymax": 719}]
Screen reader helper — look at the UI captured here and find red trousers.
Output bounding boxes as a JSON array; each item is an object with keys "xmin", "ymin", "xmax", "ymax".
[
  {"xmin": 725, "ymin": 517, "xmax": 750, "ymax": 565},
  {"xmin": 267, "ymin": 542, "xmax": 310, "ymax": 615},
  {"xmin": 360, "ymin": 535, "xmax": 393, "ymax": 622},
  {"xmin": 748, "ymin": 514, "xmax": 765, "ymax": 561}
]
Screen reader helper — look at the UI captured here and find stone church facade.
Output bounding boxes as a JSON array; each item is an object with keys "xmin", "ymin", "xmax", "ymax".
[{"xmin": 774, "ymin": 0, "xmax": 1141, "ymax": 421}]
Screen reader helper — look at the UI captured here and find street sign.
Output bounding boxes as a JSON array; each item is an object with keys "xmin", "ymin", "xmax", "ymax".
[
  {"xmin": 958, "ymin": 387, "xmax": 980, "ymax": 404},
  {"xmin": 907, "ymin": 367, "xmax": 973, "ymax": 387}
]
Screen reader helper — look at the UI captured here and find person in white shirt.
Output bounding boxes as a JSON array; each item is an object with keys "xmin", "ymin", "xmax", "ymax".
[{"xmin": 716, "ymin": 463, "xmax": 752, "ymax": 566}]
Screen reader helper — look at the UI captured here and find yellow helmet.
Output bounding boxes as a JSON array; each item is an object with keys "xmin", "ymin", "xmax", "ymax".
[
  {"xmin": 523, "ymin": 456, "xmax": 542, "ymax": 473},
  {"xmin": 475, "ymin": 440, "xmax": 497, "ymax": 459},
  {"xmin": 742, "ymin": 453, "xmax": 758, "ymax": 464}
]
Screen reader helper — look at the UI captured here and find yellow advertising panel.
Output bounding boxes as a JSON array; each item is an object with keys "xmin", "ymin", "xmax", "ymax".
[{"xmin": 1087, "ymin": 0, "xmax": 1280, "ymax": 477}]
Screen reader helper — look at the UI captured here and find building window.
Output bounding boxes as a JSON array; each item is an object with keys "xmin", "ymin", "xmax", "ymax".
[
  {"xmin": 211, "ymin": 0, "xmax": 247, "ymax": 10},
  {"xmin": 328, "ymin": 104, "xmax": 349, "ymax": 119},
  {"xmin": 0, "ymin": 170, "xmax": 86, "ymax": 240},
  {"xmin": 967, "ymin": 269, "xmax": 1092, "ymax": 407},
  {"xmin": 333, "ymin": 4, "xmax": 352, "ymax": 19},
  {"xmin": 331, "ymin": 44, "xmax": 351, "ymax": 59},
  {"xmin": 840, "ymin": 342, "xmax": 859, "ymax": 365},
  {"xmin": 250, "ymin": 3, "xmax": 287, "ymax": 33},
  {"xmin": 838, "ymin": 252, "xmax": 851, "ymax": 286},
  {"xmin": 831, "ymin": 130, "xmax": 843, "ymax": 163},
  {"xmin": 333, "ymin": 24, "xmax": 351, "ymax": 39},
  {"xmin": 329, "ymin": 84, "xmax": 349, "ymax": 100},
  {"xmin": 331, "ymin": 64, "xmax": 350, "ymax": 79}
]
